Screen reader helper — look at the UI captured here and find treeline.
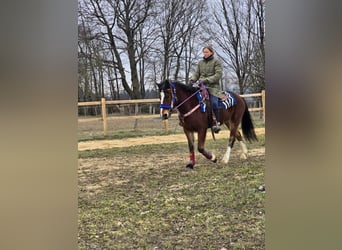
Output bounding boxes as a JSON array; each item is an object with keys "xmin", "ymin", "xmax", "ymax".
[{"xmin": 78, "ymin": 0, "xmax": 265, "ymax": 102}]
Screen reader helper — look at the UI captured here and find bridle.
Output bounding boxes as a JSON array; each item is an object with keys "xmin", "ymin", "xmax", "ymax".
[
  {"xmin": 159, "ymin": 82, "xmax": 178, "ymax": 110},
  {"xmin": 160, "ymin": 82, "xmax": 206, "ymax": 118}
]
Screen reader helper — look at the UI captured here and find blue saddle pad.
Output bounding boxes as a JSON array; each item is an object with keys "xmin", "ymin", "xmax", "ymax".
[
  {"xmin": 218, "ymin": 91, "xmax": 236, "ymax": 109},
  {"xmin": 196, "ymin": 90, "xmax": 236, "ymax": 112},
  {"xmin": 196, "ymin": 91, "xmax": 207, "ymax": 112}
]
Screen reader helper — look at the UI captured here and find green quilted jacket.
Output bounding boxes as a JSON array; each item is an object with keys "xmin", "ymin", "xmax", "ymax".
[{"xmin": 190, "ymin": 55, "xmax": 223, "ymax": 97}]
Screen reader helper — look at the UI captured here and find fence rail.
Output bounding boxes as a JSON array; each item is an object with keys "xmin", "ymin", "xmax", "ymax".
[{"xmin": 78, "ymin": 90, "xmax": 265, "ymax": 135}]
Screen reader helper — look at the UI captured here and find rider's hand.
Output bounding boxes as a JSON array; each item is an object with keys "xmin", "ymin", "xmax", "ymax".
[
  {"xmin": 191, "ymin": 80, "xmax": 199, "ymax": 87},
  {"xmin": 202, "ymin": 79, "xmax": 209, "ymax": 85}
]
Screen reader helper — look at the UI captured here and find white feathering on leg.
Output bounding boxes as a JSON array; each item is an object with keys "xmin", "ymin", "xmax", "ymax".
[
  {"xmin": 222, "ymin": 146, "xmax": 231, "ymax": 164},
  {"xmin": 239, "ymin": 141, "xmax": 248, "ymax": 159},
  {"xmin": 211, "ymin": 153, "xmax": 216, "ymax": 162}
]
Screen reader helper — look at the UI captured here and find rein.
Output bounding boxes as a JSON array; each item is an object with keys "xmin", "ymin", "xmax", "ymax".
[
  {"xmin": 173, "ymin": 88, "xmax": 200, "ymax": 111},
  {"xmin": 170, "ymin": 82, "xmax": 202, "ymax": 118}
]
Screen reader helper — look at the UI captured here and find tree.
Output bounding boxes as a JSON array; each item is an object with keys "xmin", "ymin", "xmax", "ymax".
[
  {"xmin": 153, "ymin": 0, "xmax": 206, "ymax": 82},
  {"xmin": 210, "ymin": 0, "xmax": 265, "ymax": 94},
  {"xmin": 250, "ymin": 0, "xmax": 265, "ymax": 92},
  {"xmin": 78, "ymin": 1, "xmax": 120, "ymax": 100},
  {"xmin": 79, "ymin": 0, "xmax": 154, "ymax": 100},
  {"xmin": 77, "ymin": 0, "xmax": 265, "ymax": 101},
  {"xmin": 114, "ymin": 0, "xmax": 154, "ymax": 99}
]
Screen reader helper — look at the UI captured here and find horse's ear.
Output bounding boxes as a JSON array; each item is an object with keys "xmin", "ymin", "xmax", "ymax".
[
  {"xmin": 156, "ymin": 81, "xmax": 162, "ymax": 91},
  {"xmin": 157, "ymin": 79, "xmax": 170, "ymax": 91},
  {"xmin": 163, "ymin": 79, "xmax": 171, "ymax": 88}
]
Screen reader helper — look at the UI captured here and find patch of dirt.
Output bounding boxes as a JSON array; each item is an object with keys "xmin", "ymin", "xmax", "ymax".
[{"xmin": 78, "ymin": 128, "xmax": 265, "ymax": 151}]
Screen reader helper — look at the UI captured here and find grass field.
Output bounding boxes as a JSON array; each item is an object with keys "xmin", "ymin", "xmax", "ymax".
[{"xmin": 78, "ymin": 134, "xmax": 265, "ymax": 249}]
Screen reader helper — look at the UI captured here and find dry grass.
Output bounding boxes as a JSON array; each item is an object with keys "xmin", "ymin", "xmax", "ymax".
[{"xmin": 78, "ymin": 135, "xmax": 265, "ymax": 249}]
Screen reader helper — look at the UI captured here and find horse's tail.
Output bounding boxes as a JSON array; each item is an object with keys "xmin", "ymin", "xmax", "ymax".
[{"xmin": 241, "ymin": 100, "xmax": 258, "ymax": 142}]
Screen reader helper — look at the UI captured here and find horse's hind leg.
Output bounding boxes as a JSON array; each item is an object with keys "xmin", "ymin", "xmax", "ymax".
[
  {"xmin": 222, "ymin": 125, "xmax": 238, "ymax": 164},
  {"xmin": 236, "ymin": 130, "xmax": 248, "ymax": 159}
]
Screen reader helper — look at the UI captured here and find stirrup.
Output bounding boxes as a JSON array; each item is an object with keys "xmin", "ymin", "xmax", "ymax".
[{"xmin": 212, "ymin": 122, "xmax": 221, "ymax": 134}]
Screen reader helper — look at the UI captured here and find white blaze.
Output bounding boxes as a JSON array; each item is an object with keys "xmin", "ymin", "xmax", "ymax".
[{"xmin": 160, "ymin": 91, "xmax": 165, "ymax": 115}]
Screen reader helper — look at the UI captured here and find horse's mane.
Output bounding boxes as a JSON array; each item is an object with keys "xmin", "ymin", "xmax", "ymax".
[{"xmin": 171, "ymin": 81, "xmax": 198, "ymax": 93}]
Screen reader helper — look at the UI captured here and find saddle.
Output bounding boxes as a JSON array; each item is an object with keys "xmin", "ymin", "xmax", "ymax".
[
  {"xmin": 195, "ymin": 85, "xmax": 236, "ymax": 128},
  {"xmin": 178, "ymin": 83, "xmax": 236, "ymax": 128},
  {"xmin": 196, "ymin": 88, "xmax": 236, "ymax": 110},
  {"xmin": 218, "ymin": 91, "xmax": 236, "ymax": 109}
]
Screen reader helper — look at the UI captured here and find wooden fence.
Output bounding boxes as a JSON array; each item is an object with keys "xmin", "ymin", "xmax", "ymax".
[{"xmin": 78, "ymin": 90, "xmax": 265, "ymax": 135}]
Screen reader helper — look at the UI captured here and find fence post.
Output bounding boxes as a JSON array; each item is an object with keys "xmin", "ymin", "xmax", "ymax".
[
  {"xmin": 101, "ymin": 98, "xmax": 108, "ymax": 136},
  {"xmin": 261, "ymin": 90, "xmax": 266, "ymax": 123},
  {"xmin": 135, "ymin": 103, "xmax": 139, "ymax": 115}
]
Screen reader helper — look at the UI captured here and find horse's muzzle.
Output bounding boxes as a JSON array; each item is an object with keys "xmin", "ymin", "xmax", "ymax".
[{"xmin": 162, "ymin": 113, "xmax": 168, "ymax": 120}]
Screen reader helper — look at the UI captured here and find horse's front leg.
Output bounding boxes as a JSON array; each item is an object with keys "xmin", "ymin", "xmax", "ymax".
[
  {"xmin": 197, "ymin": 130, "xmax": 217, "ymax": 164},
  {"xmin": 184, "ymin": 130, "xmax": 195, "ymax": 169}
]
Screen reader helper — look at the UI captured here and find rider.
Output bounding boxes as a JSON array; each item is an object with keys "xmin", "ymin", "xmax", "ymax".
[{"xmin": 190, "ymin": 45, "xmax": 223, "ymax": 133}]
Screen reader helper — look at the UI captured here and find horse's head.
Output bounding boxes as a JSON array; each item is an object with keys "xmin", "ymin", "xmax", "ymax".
[{"xmin": 157, "ymin": 80, "xmax": 174, "ymax": 119}]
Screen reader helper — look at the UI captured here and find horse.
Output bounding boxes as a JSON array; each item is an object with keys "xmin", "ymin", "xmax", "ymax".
[{"xmin": 157, "ymin": 79, "xmax": 258, "ymax": 169}]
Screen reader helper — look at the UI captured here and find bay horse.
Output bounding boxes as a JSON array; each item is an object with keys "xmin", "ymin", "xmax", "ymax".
[{"xmin": 157, "ymin": 79, "xmax": 258, "ymax": 169}]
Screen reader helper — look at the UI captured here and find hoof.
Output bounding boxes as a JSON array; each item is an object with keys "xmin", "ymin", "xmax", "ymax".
[
  {"xmin": 186, "ymin": 163, "xmax": 194, "ymax": 169},
  {"xmin": 240, "ymin": 153, "xmax": 247, "ymax": 160},
  {"xmin": 222, "ymin": 158, "xmax": 229, "ymax": 164},
  {"xmin": 212, "ymin": 126, "xmax": 221, "ymax": 134},
  {"xmin": 211, "ymin": 154, "xmax": 217, "ymax": 163}
]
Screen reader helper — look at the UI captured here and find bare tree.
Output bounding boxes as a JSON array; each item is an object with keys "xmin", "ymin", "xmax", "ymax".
[
  {"xmin": 172, "ymin": 1, "xmax": 206, "ymax": 82},
  {"xmin": 78, "ymin": 0, "xmax": 265, "ymax": 101},
  {"xmin": 78, "ymin": 17, "xmax": 100, "ymax": 101},
  {"xmin": 113, "ymin": 0, "xmax": 155, "ymax": 99},
  {"xmin": 79, "ymin": 0, "xmax": 154, "ymax": 99},
  {"xmin": 249, "ymin": 0, "xmax": 265, "ymax": 92},
  {"xmin": 153, "ymin": 0, "xmax": 206, "ymax": 81},
  {"xmin": 79, "ymin": 1, "xmax": 120, "ymax": 101},
  {"xmin": 209, "ymin": 0, "xmax": 265, "ymax": 94}
]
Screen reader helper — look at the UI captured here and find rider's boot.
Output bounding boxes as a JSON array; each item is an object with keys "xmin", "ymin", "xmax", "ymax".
[{"xmin": 212, "ymin": 109, "xmax": 221, "ymax": 134}]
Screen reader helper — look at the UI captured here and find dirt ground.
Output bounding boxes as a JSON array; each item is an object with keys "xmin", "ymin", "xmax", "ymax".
[{"xmin": 78, "ymin": 127, "xmax": 265, "ymax": 151}]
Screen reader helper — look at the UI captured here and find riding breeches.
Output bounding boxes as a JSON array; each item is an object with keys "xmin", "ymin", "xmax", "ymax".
[{"xmin": 210, "ymin": 95, "xmax": 219, "ymax": 120}]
